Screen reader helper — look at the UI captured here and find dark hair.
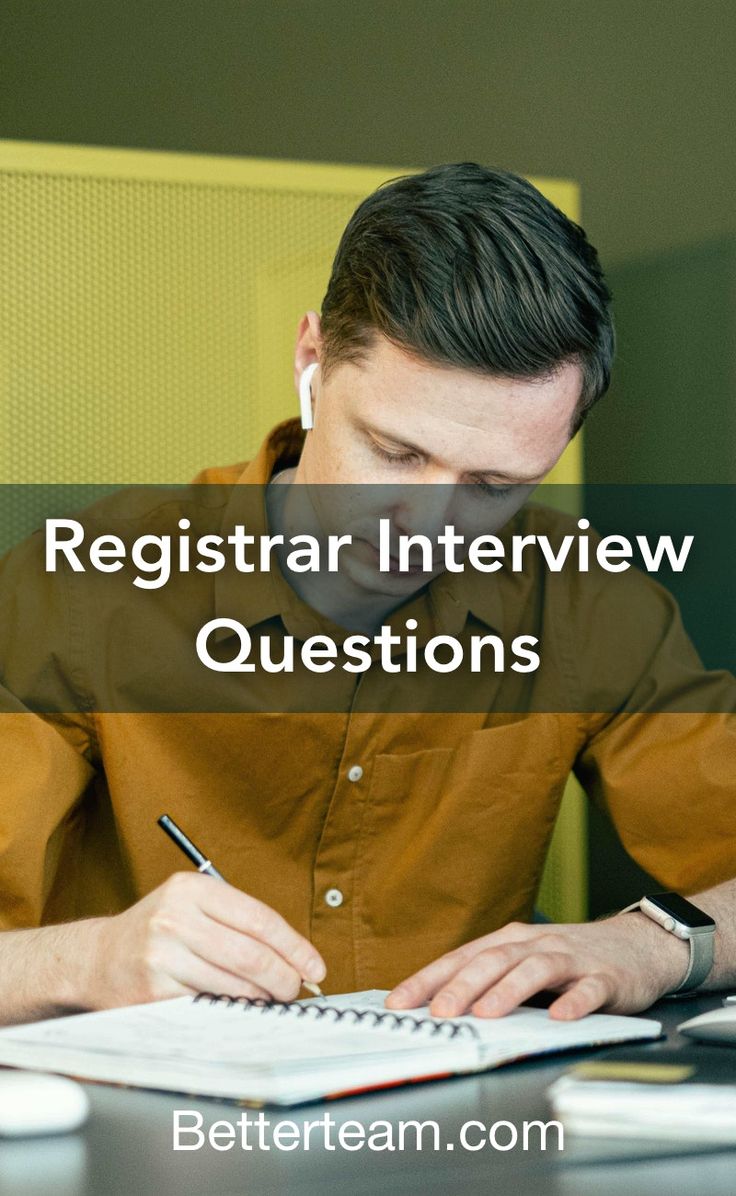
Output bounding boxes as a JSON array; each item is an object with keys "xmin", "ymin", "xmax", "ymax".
[{"xmin": 319, "ymin": 162, "xmax": 614, "ymax": 433}]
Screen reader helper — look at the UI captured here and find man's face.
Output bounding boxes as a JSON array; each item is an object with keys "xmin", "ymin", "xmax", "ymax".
[{"xmin": 292, "ymin": 321, "xmax": 582, "ymax": 600}]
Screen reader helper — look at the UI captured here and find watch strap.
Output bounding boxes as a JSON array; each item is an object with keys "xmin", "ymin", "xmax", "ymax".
[
  {"xmin": 620, "ymin": 900, "xmax": 713, "ymax": 995},
  {"xmin": 673, "ymin": 929, "xmax": 712, "ymax": 993}
]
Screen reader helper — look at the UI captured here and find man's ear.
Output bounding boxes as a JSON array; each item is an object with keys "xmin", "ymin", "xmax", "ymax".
[{"xmin": 293, "ymin": 310, "xmax": 322, "ymax": 387}]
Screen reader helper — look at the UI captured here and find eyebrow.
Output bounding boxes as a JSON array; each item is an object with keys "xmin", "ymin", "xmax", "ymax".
[{"xmin": 357, "ymin": 419, "xmax": 541, "ymax": 485}]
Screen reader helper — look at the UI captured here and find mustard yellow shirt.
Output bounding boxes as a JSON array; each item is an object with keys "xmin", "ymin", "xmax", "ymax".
[{"xmin": 0, "ymin": 417, "xmax": 734, "ymax": 993}]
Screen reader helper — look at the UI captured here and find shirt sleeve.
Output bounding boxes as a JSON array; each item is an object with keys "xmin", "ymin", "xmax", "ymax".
[
  {"xmin": 572, "ymin": 566, "xmax": 736, "ymax": 893},
  {"xmin": 0, "ymin": 529, "xmax": 97, "ymax": 928}
]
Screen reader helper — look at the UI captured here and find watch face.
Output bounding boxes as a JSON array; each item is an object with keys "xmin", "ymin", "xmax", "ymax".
[{"xmin": 647, "ymin": 893, "xmax": 715, "ymax": 929}]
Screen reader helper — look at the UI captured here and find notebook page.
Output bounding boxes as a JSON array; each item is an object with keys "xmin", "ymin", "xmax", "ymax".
[
  {"xmin": 317, "ymin": 990, "xmax": 663, "ymax": 1066},
  {"xmin": 0, "ymin": 995, "xmax": 480, "ymax": 1103},
  {"xmin": 0, "ymin": 996, "xmax": 467, "ymax": 1067},
  {"xmin": 0, "ymin": 991, "xmax": 661, "ymax": 1103}
]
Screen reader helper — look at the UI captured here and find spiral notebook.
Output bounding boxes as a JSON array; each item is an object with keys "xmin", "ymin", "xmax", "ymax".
[{"xmin": 0, "ymin": 990, "xmax": 661, "ymax": 1106}]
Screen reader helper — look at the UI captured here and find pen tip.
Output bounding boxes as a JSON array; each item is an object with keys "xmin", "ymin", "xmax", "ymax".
[{"xmin": 302, "ymin": 982, "xmax": 324, "ymax": 997}]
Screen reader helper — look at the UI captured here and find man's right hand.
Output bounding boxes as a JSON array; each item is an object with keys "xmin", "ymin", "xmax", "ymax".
[{"xmin": 85, "ymin": 872, "xmax": 326, "ymax": 1009}]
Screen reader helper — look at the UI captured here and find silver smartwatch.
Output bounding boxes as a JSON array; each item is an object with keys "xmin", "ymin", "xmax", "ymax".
[{"xmin": 621, "ymin": 892, "xmax": 715, "ymax": 995}]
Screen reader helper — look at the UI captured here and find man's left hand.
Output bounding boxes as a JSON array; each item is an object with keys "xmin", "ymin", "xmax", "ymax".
[{"xmin": 385, "ymin": 915, "xmax": 690, "ymax": 1020}]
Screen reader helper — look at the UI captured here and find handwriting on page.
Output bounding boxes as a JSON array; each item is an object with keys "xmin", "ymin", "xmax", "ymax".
[{"xmin": 2, "ymin": 997, "xmax": 455, "ymax": 1068}]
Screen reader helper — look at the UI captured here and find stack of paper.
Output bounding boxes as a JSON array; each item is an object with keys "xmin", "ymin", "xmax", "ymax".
[{"xmin": 549, "ymin": 1045, "xmax": 736, "ymax": 1141}]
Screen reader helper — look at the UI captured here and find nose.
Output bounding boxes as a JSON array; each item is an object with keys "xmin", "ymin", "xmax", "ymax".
[{"xmin": 389, "ymin": 481, "xmax": 455, "ymax": 544}]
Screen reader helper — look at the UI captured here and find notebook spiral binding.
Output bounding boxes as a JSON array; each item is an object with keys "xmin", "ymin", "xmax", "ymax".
[{"xmin": 194, "ymin": 993, "xmax": 479, "ymax": 1041}]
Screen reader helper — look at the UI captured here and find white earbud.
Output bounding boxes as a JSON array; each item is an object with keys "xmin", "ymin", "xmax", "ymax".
[{"xmin": 299, "ymin": 362, "xmax": 319, "ymax": 431}]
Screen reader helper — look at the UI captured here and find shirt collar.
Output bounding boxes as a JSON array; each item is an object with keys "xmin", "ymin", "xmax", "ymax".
[
  {"xmin": 211, "ymin": 417, "xmax": 504, "ymax": 641},
  {"xmin": 211, "ymin": 418, "xmax": 298, "ymax": 639}
]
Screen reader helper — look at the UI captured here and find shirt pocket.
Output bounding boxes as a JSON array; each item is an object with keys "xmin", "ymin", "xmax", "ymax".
[{"xmin": 355, "ymin": 715, "xmax": 567, "ymax": 953}]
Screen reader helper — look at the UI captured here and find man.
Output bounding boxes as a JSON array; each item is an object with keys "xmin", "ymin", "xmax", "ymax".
[{"xmin": 1, "ymin": 162, "xmax": 735, "ymax": 1025}]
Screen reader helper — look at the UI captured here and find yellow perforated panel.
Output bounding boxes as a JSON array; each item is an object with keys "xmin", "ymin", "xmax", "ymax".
[
  {"xmin": 0, "ymin": 140, "xmax": 585, "ymax": 919},
  {"xmin": 0, "ymin": 142, "xmax": 581, "ymax": 486}
]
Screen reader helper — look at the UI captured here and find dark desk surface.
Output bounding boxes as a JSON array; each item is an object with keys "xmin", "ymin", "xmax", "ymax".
[{"xmin": 1, "ymin": 994, "xmax": 735, "ymax": 1196}]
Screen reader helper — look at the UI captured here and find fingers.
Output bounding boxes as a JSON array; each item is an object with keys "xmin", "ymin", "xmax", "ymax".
[
  {"xmin": 140, "ymin": 873, "xmax": 325, "ymax": 1003},
  {"xmin": 170, "ymin": 873, "xmax": 326, "ymax": 984},
  {"xmin": 177, "ymin": 910, "xmax": 306, "ymax": 1002},
  {"xmin": 430, "ymin": 945, "xmax": 564, "ymax": 1017},
  {"xmin": 467, "ymin": 952, "xmax": 578, "ymax": 1017},
  {"xmin": 162, "ymin": 941, "xmax": 274, "ymax": 1004},
  {"xmin": 387, "ymin": 923, "xmax": 617, "ymax": 1021},
  {"xmin": 385, "ymin": 946, "xmax": 478, "ymax": 1011},
  {"xmin": 548, "ymin": 974, "xmax": 612, "ymax": 1020},
  {"xmin": 386, "ymin": 922, "xmax": 541, "ymax": 1012}
]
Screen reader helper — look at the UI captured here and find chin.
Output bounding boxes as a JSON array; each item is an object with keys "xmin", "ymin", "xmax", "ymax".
[{"xmin": 343, "ymin": 553, "xmax": 427, "ymax": 597}]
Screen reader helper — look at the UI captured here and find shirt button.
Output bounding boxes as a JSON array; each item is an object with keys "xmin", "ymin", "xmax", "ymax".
[
  {"xmin": 324, "ymin": 888, "xmax": 344, "ymax": 908},
  {"xmin": 347, "ymin": 765, "xmax": 363, "ymax": 782}
]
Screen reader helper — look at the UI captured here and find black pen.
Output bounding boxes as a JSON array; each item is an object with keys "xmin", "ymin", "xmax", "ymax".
[
  {"xmin": 157, "ymin": 813, "xmax": 324, "ymax": 997},
  {"xmin": 158, "ymin": 813, "xmax": 225, "ymax": 879}
]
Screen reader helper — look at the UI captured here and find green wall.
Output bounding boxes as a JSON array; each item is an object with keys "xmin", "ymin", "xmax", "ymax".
[
  {"xmin": 588, "ymin": 240, "xmax": 736, "ymax": 483},
  {"xmin": 2, "ymin": 0, "xmax": 735, "ymax": 267},
  {"xmin": 586, "ymin": 238, "xmax": 736, "ymax": 911}
]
